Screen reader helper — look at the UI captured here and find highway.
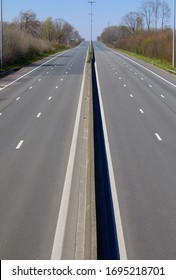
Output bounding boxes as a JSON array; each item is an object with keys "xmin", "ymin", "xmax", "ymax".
[
  {"xmin": 94, "ymin": 42, "xmax": 176, "ymax": 259},
  {"xmin": 0, "ymin": 41, "xmax": 89, "ymax": 259},
  {"xmin": 1, "ymin": 39, "xmax": 176, "ymax": 260}
]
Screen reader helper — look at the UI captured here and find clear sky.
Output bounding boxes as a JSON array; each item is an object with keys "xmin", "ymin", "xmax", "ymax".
[{"xmin": 3, "ymin": 0, "xmax": 174, "ymax": 40}]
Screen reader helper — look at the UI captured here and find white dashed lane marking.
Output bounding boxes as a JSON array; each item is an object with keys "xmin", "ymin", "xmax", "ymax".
[
  {"xmin": 36, "ymin": 112, "xmax": 41, "ymax": 118},
  {"xmin": 16, "ymin": 140, "xmax": 24, "ymax": 150},
  {"xmin": 155, "ymin": 133, "xmax": 162, "ymax": 141},
  {"xmin": 16, "ymin": 97, "xmax": 20, "ymax": 101}
]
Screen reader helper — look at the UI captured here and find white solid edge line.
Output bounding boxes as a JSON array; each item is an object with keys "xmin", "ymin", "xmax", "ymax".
[
  {"xmin": 0, "ymin": 49, "xmax": 71, "ymax": 92},
  {"xmin": 51, "ymin": 47, "xmax": 89, "ymax": 260},
  {"xmin": 111, "ymin": 49, "xmax": 176, "ymax": 89},
  {"xmin": 95, "ymin": 61, "xmax": 127, "ymax": 260}
]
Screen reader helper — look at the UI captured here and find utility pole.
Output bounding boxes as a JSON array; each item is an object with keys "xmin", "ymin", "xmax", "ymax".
[
  {"xmin": 0, "ymin": 0, "xmax": 3, "ymax": 69},
  {"xmin": 173, "ymin": 0, "xmax": 175, "ymax": 68},
  {"xmin": 88, "ymin": 1, "xmax": 95, "ymax": 48}
]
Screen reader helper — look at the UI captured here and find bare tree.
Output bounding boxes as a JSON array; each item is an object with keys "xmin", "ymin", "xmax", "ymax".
[
  {"xmin": 122, "ymin": 11, "xmax": 140, "ymax": 32},
  {"xmin": 16, "ymin": 10, "xmax": 40, "ymax": 37},
  {"xmin": 62, "ymin": 22, "xmax": 74, "ymax": 46},
  {"xmin": 136, "ymin": 15, "xmax": 144, "ymax": 31},
  {"xmin": 101, "ymin": 26, "xmax": 121, "ymax": 45},
  {"xmin": 160, "ymin": 1, "xmax": 170, "ymax": 30},
  {"xmin": 140, "ymin": 1, "xmax": 153, "ymax": 31},
  {"xmin": 72, "ymin": 30, "xmax": 82, "ymax": 43},
  {"xmin": 151, "ymin": 0, "xmax": 161, "ymax": 30},
  {"xmin": 54, "ymin": 18, "xmax": 66, "ymax": 44},
  {"xmin": 53, "ymin": 18, "xmax": 82, "ymax": 45}
]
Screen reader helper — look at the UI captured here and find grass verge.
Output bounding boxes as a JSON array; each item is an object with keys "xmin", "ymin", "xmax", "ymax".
[
  {"xmin": 114, "ymin": 48, "xmax": 176, "ymax": 74},
  {"xmin": 87, "ymin": 46, "xmax": 93, "ymax": 64}
]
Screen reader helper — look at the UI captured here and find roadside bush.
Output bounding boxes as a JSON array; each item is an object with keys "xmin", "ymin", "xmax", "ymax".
[
  {"xmin": 139, "ymin": 31, "xmax": 172, "ymax": 62},
  {"xmin": 3, "ymin": 23, "xmax": 51, "ymax": 66},
  {"xmin": 107, "ymin": 29, "xmax": 173, "ymax": 65}
]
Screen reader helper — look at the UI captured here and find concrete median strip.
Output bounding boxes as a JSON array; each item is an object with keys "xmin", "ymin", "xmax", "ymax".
[{"xmin": 75, "ymin": 62, "xmax": 97, "ymax": 260}]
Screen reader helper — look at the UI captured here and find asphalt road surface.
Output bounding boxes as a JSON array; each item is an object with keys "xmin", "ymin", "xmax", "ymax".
[
  {"xmin": 1, "ymin": 39, "xmax": 176, "ymax": 260},
  {"xmin": 0, "ymin": 41, "xmax": 89, "ymax": 259},
  {"xmin": 94, "ymin": 41, "xmax": 176, "ymax": 260}
]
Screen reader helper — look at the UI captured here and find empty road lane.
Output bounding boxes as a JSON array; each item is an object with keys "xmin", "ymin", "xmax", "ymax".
[
  {"xmin": 0, "ymin": 42, "xmax": 89, "ymax": 259},
  {"xmin": 94, "ymin": 42, "xmax": 176, "ymax": 259}
]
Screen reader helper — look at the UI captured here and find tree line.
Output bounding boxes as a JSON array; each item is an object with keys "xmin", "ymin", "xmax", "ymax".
[
  {"xmin": 121, "ymin": 0, "xmax": 170, "ymax": 32},
  {"xmin": 3, "ymin": 10, "xmax": 83, "ymax": 66},
  {"xmin": 100, "ymin": 0, "xmax": 174, "ymax": 65}
]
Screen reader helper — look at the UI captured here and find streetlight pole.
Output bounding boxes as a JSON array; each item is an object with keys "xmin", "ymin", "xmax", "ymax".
[
  {"xmin": 0, "ymin": 0, "xmax": 3, "ymax": 69},
  {"xmin": 172, "ymin": 0, "xmax": 175, "ymax": 68},
  {"xmin": 88, "ymin": 1, "xmax": 95, "ymax": 48}
]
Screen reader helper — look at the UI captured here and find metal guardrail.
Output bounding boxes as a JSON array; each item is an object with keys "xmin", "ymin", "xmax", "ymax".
[
  {"xmin": 167, "ymin": 69, "xmax": 176, "ymax": 75},
  {"xmin": 0, "ymin": 67, "xmax": 21, "ymax": 77},
  {"xmin": 92, "ymin": 48, "xmax": 120, "ymax": 260}
]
